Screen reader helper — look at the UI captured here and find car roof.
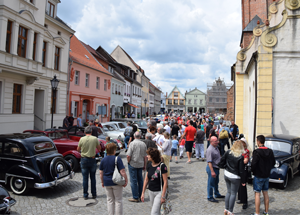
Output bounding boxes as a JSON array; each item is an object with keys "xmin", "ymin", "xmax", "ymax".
[
  {"xmin": 265, "ymin": 134, "xmax": 300, "ymax": 141},
  {"xmin": 0, "ymin": 133, "xmax": 53, "ymax": 143}
]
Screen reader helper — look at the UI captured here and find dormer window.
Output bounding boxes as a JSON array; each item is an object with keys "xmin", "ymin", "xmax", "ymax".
[{"xmin": 47, "ymin": 1, "xmax": 55, "ymax": 17}]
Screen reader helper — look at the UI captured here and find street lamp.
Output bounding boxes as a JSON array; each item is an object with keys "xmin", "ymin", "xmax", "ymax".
[
  {"xmin": 144, "ymin": 98, "xmax": 147, "ymax": 116},
  {"xmin": 50, "ymin": 75, "xmax": 59, "ymax": 128}
]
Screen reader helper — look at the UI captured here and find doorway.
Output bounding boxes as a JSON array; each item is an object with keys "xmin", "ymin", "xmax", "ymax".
[{"xmin": 34, "ymin": 89, "xmax": 45, "ymax": 130}]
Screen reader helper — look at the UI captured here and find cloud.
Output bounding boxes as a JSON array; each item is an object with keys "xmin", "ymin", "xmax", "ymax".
[{"xmin": 58, "ymin": 0, "xmax": 240, "ymax": 94}]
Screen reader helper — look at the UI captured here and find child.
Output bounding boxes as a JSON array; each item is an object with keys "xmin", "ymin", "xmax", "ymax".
[
  {"xmin": 171, "ymin": 135, "xmax": 179, "ymax": 163},
  {"xmin": 104, "ymin": 136, "xmax": 112, "ymax": 157},
  {"xmin": 179, "ymin": 137, "xmax": 186, "ymax": 159}
]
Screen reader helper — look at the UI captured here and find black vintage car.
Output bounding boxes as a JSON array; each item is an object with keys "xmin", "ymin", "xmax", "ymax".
[
  {"xmin": 249, "ymin": 134, "xmax": 300, "ymax": 189},
  {"xmin": 0, "ymin": 185, "xmax": 16, "ymax": 214},
  {"xmin": 0, "ymin": 133, "xmax": 74, "ymax": 195}
]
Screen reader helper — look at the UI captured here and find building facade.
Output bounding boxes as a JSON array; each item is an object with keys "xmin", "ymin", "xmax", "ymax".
[
  {"xmin": 141, "ymin": 74, "xmax": 150, "ymax": 116},
  {"xmin": 185, "ymin": 88, "xmax": 206, "ymax": 113},
  {"xmin": 166, "ymin": 86, "xmax": 185, "ymax": 113},
  {"xmin": 233, "ymin": 0, "xmax": 299, "ymax": 150},
  {"xmin": 0, "ymin": 0, "xmax": 75, "ymax": 133},
  {"xmin": 161, "ymin": 92, "xmax": 166, "ymax": 113}
]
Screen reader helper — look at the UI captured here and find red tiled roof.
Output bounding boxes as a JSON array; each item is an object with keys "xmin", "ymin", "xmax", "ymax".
[{"xmin": 70, "ymin": 35, "xmax": 110, "ymax": 75}]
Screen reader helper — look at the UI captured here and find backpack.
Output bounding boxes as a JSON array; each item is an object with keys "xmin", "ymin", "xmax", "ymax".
[{"xmin": 219, "ymin": 128, "xmax": 229, "ymax": 139}]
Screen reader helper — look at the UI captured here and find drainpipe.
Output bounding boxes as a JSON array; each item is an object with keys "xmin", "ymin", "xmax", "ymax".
[
  {"xmin": 66, "ymin": 34, "xmax": 74, "ymax": 115},
  {"xmin": 253, "ymin": 51, "xmax": 258, "ymax": 150}
]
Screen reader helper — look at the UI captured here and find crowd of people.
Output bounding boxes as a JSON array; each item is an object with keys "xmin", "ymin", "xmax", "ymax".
[{"xmin": 75, "ymin": 112, "xmax": 276, "ymax": 215}]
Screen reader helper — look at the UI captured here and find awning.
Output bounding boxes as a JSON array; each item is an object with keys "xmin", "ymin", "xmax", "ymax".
[{"xmin": 128, "ymin": 103, "xmax": 139, "ymax": 108}]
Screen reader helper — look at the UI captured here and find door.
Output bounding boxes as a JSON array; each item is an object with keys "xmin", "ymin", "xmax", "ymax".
[
  {"xmin": 34, "ymin": 89, "xmax": 45, "ymax": 130},
  {"xmin": 82, "ymin": 102, "xmax": 87, "ymax": 122}
]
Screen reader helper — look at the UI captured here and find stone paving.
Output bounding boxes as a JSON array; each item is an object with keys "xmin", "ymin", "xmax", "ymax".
[{"xmin": 7, "ymin": 142, "xmax": 300, "ymax": 215}]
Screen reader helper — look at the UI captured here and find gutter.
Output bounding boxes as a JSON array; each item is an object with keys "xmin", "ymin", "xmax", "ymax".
[
  {"xmin": 253, "ymin": 51, "xmax": 258, "ymax": 150},
  {"xmin": 66, "ymin": 34, "xmax": 74, "ymax": 115}
]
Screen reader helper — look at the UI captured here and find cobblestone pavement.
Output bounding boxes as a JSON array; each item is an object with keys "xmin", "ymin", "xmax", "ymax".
[{"xmin": 7, "ymin": 142, "xmax": 300, "ymax": 215}]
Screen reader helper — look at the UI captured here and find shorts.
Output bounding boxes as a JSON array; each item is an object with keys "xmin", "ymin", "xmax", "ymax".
[
  {"xmin": 253, "ymin": 176, "xmax": 269, "ymax": 192},
  {"xmin": 185, "ymin": 141, "xmax": 193, "ymax": 153},
  {"xmin": 171, "ymin": 148, "xmax": 177, "ymax": 156}
]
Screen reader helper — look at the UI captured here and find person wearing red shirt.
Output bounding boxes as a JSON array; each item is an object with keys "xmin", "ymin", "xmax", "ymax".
[{"xmin": 180, "ymin": 120, "xmax": 196, "ymax": 163}]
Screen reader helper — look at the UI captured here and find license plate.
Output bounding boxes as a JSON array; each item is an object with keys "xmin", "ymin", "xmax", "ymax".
[{"xmin": 57, "ymin": 170, "xmax": 68, "ymax": 178}]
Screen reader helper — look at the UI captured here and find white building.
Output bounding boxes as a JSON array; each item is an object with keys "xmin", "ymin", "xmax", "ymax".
[{"xmin": 0, "ymin": 0, "xmax": 75, "ymax": 133}]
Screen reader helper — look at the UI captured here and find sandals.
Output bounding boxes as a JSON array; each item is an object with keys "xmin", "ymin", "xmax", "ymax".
[{"xmin": 224, "ymin": 209, "xmax": 234, "ymax": 215}]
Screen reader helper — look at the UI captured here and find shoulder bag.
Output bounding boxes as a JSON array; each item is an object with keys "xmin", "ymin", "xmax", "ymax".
[
  {"xmin": 160, "ymin": 163, "xmax": 172, "ymax": 215},
  {"xmin": 112, "ymin": 156, "xmax": 126, "ymax": 186}
]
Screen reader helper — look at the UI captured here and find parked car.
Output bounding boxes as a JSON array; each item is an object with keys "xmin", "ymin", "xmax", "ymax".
[
  {"xmin": 0, "ymin": 133, "xmax": 74, "ymax": 195},
  {"xmin": 67, "ymin": 126, "xmax": 121, "ymax": 156},
  {"xmin": 248, "ymin": 134, "xmax": 300, "ymax": 189},
  {"xmin": 112, "ymin": 119, "xmax": 147, "ymax": 139},
  {"xmin": 0, "ymin": 185, "xmax": 16, "ymax": 214},
  {"xmin": 102, "ymin": 123, "xmax": 125, "ymax": 142},
  {"xmin": 23, "ymin": 129, "xmax": 101, "ymax": 171},
  {"xmin": 109, "ymin": 121, "xmax": 127, "ymax": 130}
]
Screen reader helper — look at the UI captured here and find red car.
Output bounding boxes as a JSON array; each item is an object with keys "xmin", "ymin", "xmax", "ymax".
[{"xmin": 23, "ymin": 129, "xmax": 104, "ymax": 171}]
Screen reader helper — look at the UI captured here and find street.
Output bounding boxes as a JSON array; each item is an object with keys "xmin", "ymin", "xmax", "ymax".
[{"xmin": 7, "ymin": 142, "xmax": 300, "ymax": 215}]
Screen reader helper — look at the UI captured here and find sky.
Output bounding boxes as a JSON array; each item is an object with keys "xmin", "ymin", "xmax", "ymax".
[{"xmin": 58, "ymin": 0, "xmax": 242, "ymax": 94}]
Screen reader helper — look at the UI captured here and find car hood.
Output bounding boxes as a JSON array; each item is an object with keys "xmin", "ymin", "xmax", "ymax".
[{"xmin": 273, "ymin": 150, "xmax": 291, "ymax": 160}]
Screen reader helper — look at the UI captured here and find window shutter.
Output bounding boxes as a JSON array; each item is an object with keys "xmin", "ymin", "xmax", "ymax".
[{"xmin": 71, "ymin": 101, "xmax": 75, "ymax": 116}]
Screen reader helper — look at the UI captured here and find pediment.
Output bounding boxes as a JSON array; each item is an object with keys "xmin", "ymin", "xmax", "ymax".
[
  {"xmin": 54, "ymin": 37, "xmax": 66, "ymax": 45},
  {"xmin": 19, "ymin": 10, "xmax": 36, "ymax": 23},
  {"xmin": 44, "ymin": 30, "xmax": 53, "ymax": 39}
]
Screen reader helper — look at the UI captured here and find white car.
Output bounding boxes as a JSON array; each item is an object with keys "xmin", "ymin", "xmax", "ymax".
[{"xmin": 102, "ymin": 122, "xmax": 125, "ymax": 142}]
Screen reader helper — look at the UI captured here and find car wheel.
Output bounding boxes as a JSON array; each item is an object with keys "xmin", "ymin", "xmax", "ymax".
[
  {"xmin": 10, "ymin": 177, "xmax": 29, "ymax": 195},
  {"xmin": 64, "ymin": 155, "xmax": 79, "ymax": 172},
  {"xmin": 279, "ymin": 172, "xmax": 289, "ymax": 189}
]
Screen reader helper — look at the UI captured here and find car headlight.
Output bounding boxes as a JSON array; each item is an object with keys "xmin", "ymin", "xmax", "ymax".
[{"xmin": 274, "ymin": 160, "xmax": 280, "ymax": 168}]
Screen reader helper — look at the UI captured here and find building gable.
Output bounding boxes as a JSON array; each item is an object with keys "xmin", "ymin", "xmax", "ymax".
[{"xmin": 167, "ymin": 86, "xmax": 185, "ymax": 99}]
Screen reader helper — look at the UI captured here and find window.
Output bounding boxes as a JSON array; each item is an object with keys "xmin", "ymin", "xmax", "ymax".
[
  {"xmin": 47, "ymin": 1, "xmax": 55, "ymax": 17},
  {"xmin": 12, "ymin": 84, "xmax": 22, "ymax": 114},
  {"xmin": 42, "ymin": 41, "xmax": 47, "ymax": 67},
  {"xmin": 112, "ymin": 83, "xmax": 114, "ymax": 94},
  {"xmin": 168, "ymin": 99, "xmax": 172, "ymax": 105},
  {"xmin": 85, "ymin": 74, "xmax": 89, "ymax": 87},
  {"xmin": 5, "ymin": 20, "xmax": 12, "ymax": 53},
  {"xmin": 104, "ymin": 79, "xmax": 107, "ymax": 91},
  {"xmin": 58, "ymin": 31, "xmax": 61, "ymax": 35},
  {"xmin": 209, "ymin": 97, "xmax": 212, "ymax": 102},
  {"xmin": 188, "ymin": 99, "xmax": 191, "ymax": 104},
  {"xmin": 121, "ymin": 86, "xmax": 123, "ymax": 94},
  {"xmin": 223, "ymin": 98, "xmax": 226, "ymax": 102},
  {"xmin": 51, "ymin": 90, "xmax": 56, "ymax": 114},
  {"xmin": 174, "ymin": 92, "xmax": 178, "ymax": 97},
  {"xmin": 54, "ymin": 46, "xmax": 60, "ymax": 70},
  {"xmin": 216, "ymin": 98, "xmax": 219, "ymax": 102},
  {"xmin": 17, "ymin": 26, "xmax": 27, "ymax": 58},
  {"xmin": 118, "ymin": 85, "xmax": 120, "ymax": 94},
  {"xmin": 174, "ymin": 99, "xmax": 178, "ymax": 105},
  {"xmin": 75, "ymin": 71, "xmax": 79, "ymax": 85},
  {"xmin": 96, "ymin": 77, "xmax": 99, "ymax": 89},
  {"xmin": 30, "ymin": 0, "xmax": 34, "ymax": 3},
  {"xmin": 3, "ymin": 142, "xmax": 24, "ymax": 157},
  {"xmin": 32, "ymin": 33, "xmax": 37, "ymax": 60},
  {"xmin": 200, "ymin": 99, "xmax": 203, "ymax": 105},
  {"xmin": 194, "ymin": 99, "xmax": 197, "ymax": 104},
  {"xmin": 74, "ymin": 101, "xmax": 78, "ymax": 117}
]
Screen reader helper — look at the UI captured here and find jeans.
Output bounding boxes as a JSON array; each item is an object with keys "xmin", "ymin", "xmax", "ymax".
[
  {"xmin": 124, "ymin": 136, "xmax": 130, "ymax": 149},
  {"xmin": 206, "ymin": 165, "xmax": 221, "ymax": 199},
  {"xmin": 128, "ymin": 164, "xmax": 143, "ymax": 200},
  {"xmin": 195, "ymin": 143, "xmax": 204, "ymax": 158},
  {"xmin": 219, "ymin": 138, "xmax": 229, "ymax": 156},
  {"xmin": 207, "ymin": 140, "xmax": 210, "ymax": 148},
  {"xmin": 253, "ymin": 177, "xmax": 269, "ymax": 192},
  {"xmin": 148, "ymin": 190, "xmax": 162, "ymax": 215},
  {"xmin": 105, "ymin": 185, "xmax": 123, "ymax": 215},
  {"xmin": 81, "ymin": 158, "xmax": 97, "ymax": 198},
  {"xmin": 225, "ymin": 176, "xmax": 241, "ymax": 213}
]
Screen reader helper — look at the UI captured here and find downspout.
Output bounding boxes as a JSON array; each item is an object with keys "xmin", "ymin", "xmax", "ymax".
[
  {"xmin": 253, "ymin": 51, "xmax": 258, "ymax": 150},
  {"xmin": 66, "ymin": 34, "xmax": 74, "ymax": 115}
]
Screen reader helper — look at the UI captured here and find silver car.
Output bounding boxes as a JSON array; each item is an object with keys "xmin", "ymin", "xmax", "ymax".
[{"xmin": 102, "ymin": 122, "xmax": 125, "ymax": 142}]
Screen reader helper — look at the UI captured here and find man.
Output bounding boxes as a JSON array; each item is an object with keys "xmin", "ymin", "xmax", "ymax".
[
  {"xmin": 77, "ymin": 126, "xmax": 102, "ymax": 200},
  {"xmin": 127, "ymin": 132, "xmax": 147, "ymax": 202},
  {"xmin": 68, "ymin": 113, "xmax": 74, "ymax": 127},
  {"xmin": 250, "ymin": 135, "xmax": 275, "ymax": 215},
  {"xmin": 218, "ymin": 121, "xmax": 233, "ymax": 156},
  {"xmin": 124, "ymin": 121, "xmax": 133, "ymax": 152},
  {"xmin": 171, "ymin": 121, "xmax": 180, "ymax": 138},
  {"xmin": 230, "ymin": 121, "xmax": 239, "ymax": 144},
  {"xmin": 163, "ymin": 121, "xmax": 171, "ymax": 135},
  {"xmin": 131, "ymin": 112, "xmax": 135, "ymax": 118},
  {"xmin": 206, "ymin": 136, "xmax": 225, "ymax": 203},
  {"xmin": 150, "ymin": 118, "xmax": 157, "ymax": 128},
  {"xmin": 89, "ymin": 120, "xmax": 98, "ymax": 137},
  {"xmin": 180, "ymin": 120, "xmax": 196, "ymax": 164},
  {"xmin": 142, "ymin": 133, "xmax": 157, "ymax": 150},
  {"xmin": 63, "ymin": 115, "xmax": 69, "ymax": 128},
  {"xmin": 206, "ymin": 121, "xmax": 214, "ymax": 148},
  {"xmin": 195, "ymin": 125, "xmax": 205, "ymax": 161},
  {"xmin": 77, "ymin": 114, "xmax": 82, "ymax": 127},
  {"xmin": 153, "ymin": 127, "xmax": 165, "ymax": 151}
]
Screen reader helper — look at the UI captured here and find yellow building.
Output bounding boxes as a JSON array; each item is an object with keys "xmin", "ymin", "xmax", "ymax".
[
  {"xmin": 166, "ymin": 86, "xmax": 185, "ymax": 113},
  {"xmin": 233, "ymin": 0, "xmax": 300, "ymax": 150}
]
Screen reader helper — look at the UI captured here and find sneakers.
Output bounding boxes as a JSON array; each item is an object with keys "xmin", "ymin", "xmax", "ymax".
[
  {"xmin": 263, "ymin": 212, "xmax": 269, "ymax": 215},
  {"xmin": 175, "ymin": 161, "xmax": 178, "ymax": 164},
  {"xmin": 170, "ymin": 159, "xmax": 172, "ymax": 162},
  {"xmin": 196, "ymin": 158, "xmax": 200, "ymax": 161},
  {"xmin": 128, "ymin": 198, "xmax": 139, "ymax": 203},
  {"xmin": 180, "ymin": 156, "xmax": 183, "ymax": 159}
]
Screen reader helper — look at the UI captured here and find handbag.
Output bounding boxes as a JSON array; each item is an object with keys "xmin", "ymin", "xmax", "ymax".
[
  {"xmin": 160, "ymin": 163, "xmax": 172, "ymax": 215},
  {"xmin": 219, "ymin": 128, "xmax": 229, "ymax": 139},
  {"xmin": 112, "ymin": 156, "xmax": 126, "ymax": 186}
]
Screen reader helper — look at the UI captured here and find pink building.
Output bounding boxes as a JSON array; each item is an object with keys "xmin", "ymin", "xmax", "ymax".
[{"xmin": 69, "ymin": 35, "xmax": 112, "ymax": 124}]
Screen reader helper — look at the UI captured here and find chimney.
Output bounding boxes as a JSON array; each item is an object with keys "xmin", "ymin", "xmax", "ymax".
[{"xmin": 166, "ymin": 92, "xmax": 168, "ymax": 97}]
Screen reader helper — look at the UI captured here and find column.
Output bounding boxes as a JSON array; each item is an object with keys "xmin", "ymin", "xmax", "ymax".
[
  {"xmin": 0, "ymin": 17, "xmax": 8, "ymax": 52},
  {"xmin": 26, "ymin": 29, "xmax": 34, "ymax": 60},
  {"xmin": 36, "ymin": 33, "xmax": 43, "ymax": 63},
  {"xmin": 46, "ymin": 42, "xmax": 52, "ymax": 69},
  {"xmin": 11, "ymin": 22, "xmax": 19, "ymax": 55}
]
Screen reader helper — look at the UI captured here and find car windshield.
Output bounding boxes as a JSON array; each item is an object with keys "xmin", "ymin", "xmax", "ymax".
[
  {"xmin": 118, "ymin": 122, "xmax": 126, "ymax": 129},
  {"xmin": 48, "ymin": 131, "xmax": 68, "ymax": 139},
  {"xmin": 134, "ymin": 120, "xmax": 147, "ymax": 127},
  {"xmin": 265, "ymin": 141, "xmax": 291, "ymax": 154},
  {"xmin": 103, "ymin": 125, "xmax": 116, "ymax": 131}
]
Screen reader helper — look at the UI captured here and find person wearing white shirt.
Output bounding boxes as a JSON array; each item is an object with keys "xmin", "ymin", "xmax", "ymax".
[
  {"xmin": 163, "ymin": 121, "xmax": 171, "ymax": 135},
  {"xmin": 153, "ymin": 128, "xmax": 165, "ymax": 151}
]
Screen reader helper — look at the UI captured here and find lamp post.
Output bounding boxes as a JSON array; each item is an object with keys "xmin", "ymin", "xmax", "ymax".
[
  {"xmin": 50, "ymin": 75, "xmax": 59, "ymax": 128},
  {"xmin": 144, "ymin": 98, "xmax": 147, "ymax": 117}
]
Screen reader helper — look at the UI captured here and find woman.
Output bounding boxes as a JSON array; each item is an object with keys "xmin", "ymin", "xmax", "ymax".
[
  {"xmin": 100, "ymin": 143, "xmax": 128, "ymax": 215},
  {"xmin": 141, "ymin": 148, "xmax": 168, "ymax": 215},
  {"xmin": 157, "ymin": 132, "xmax": 172, "ymax": 179},
  {"xmin": 237, "ymin": 138, "xmax": 251, "ymax": 209},
  {"xmin": 200, "ymin": 121, "xmax": 205, "ymax": 131},
  {"xmin": 218, "ymin": 140, "xmax": 246, "ymax": 215},
  {"xmin": 128, "ymin": 124, "xmax": 137, "ymax": 147}
]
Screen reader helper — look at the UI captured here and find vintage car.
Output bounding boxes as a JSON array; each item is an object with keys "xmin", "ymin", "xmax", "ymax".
[
  {"xmin": 249, "ymin": 134, "xmax": 300, "ymax": 189},
  {"xmin": 102, "ymin": 123, "xmax": 125, "ymax": 142},
  {"xmin": 0, "ymin": 185, "xmax": 16, "ymax": 214},
  {"xmin": 0, "ymin": 133, "xmax": 74, "ymax": 195},
  {"xmin": 67, "ymin": 126, "xmax": 121, "ymax": 155},
  {"xmin": 23, "ymin": 129, "xmax": 102, "ymax": 171},
  {"xmin": 112, "ymin": 119, "xmax": 148, "ymax": 139}
]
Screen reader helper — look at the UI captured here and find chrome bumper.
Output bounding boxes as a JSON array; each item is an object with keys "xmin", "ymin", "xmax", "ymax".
[
  {"xmin": 95, "ymin": 156, "xmax": 102, "ymax": 161},
  {"xmin": 269, "ymin": 178, "xmax": 284, "ymax": 183},
  {"xmin": 34, "ymin": 171, "xmax": 75, "ymax": 189}
]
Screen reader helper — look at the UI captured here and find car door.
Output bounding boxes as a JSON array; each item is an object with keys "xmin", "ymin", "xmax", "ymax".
[{"xmin": 292, "ymin": 139, "xmax": 300, "ymax": 173}]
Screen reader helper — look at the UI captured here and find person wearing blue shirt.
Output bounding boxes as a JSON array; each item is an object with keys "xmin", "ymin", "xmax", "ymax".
[
  {"xmin": 218, "ymin": 121, "xmax": 233, "ymax": 156},
  {"xmin": 170, "ymin": 135, "xmax": 179, "ymax": 163},
  {"xmin": 77, "ymin": 114, "xmax": 82, "ymax": 127}
]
